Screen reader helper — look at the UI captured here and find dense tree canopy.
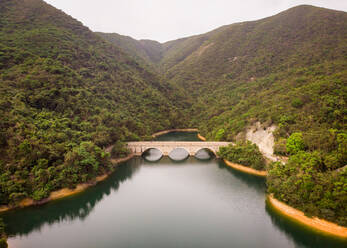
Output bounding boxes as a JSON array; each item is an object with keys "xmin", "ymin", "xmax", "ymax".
[
  {"xmin": 0, "ymin": 0, "xmax": 184, "ymax": 206},
  {"xmin": 218, "ymin": 141, "xmax": 266, "ymax": 170},
  {"xmin": 0, "ymin": 0, "xmax": 346, "ymax": 236}
]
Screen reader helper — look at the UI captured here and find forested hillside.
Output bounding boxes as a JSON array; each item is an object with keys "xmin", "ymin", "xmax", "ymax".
[
  {"xmin": 96, "ymin": 32, "xmax": 163, "ymax": 71},
  {"xmin": 0, "ymin": 0, "xmax": 346, "ymax": 232},
  {"xmin": 100, "ymin": 5, "xmax": 347, "ymax": 226},
  {"xmin": 169, "ymin": 5, "xmax": 347, "ymax": 226},
  {"xmin": 0, "ymin": 0, "xmax": 185, "ymax": 206}
]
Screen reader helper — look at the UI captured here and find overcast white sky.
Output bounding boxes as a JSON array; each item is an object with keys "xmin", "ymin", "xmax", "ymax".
[{"xmin": 44, "ymin": 0, "xmax": 347, "ymax": 43}]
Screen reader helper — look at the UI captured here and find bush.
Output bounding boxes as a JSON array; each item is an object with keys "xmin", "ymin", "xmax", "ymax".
[
  {"xmin": 0, "ymin": 218, "xmax": 6, "ymax": 248},
  {"xmin": 218, "ymin": 141, "xmax": 266, "ymax": 170},
  {"xmin": 291, "ymin": 98, "xmax": 304, "ymax": 108},
  {"xmin": 215, "ymin": 128, "xmax": 225, "ymax": 141},
  {"xmin": 0, "ymin": 239, "xmax": 7, "ymax": 248},
  {"xmin": 111, "ymin": 141, "xmax": 129, "ymax": 158},
  {"xmin": 32, "ymin": 188, "xmax": 49, "ymax": 201},
  {"xmin": 274, "ymin": 138, "xmax": 287, "ymax": 155},
  {"xmin": 286, "ymin": 132, "xmax": 305, "ymax": 154},
  {"xmin": 267, "ymin": 152, "xmax": 347, "ymax": 226}
]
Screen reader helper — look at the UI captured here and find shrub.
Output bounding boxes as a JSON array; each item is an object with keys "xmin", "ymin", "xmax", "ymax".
[
  {"xmin": 286, "ymin": 132, "xmax": 305, "ymax": 154},
  {"xmin": 32, "ymin": 188, "xmax": 49, "ymax": 201},
  {"xmin": 0, "ymin": 218, "xmax": 6, "ymax": 248},
  {"xmin": 291, "ymin": 98, "xmax": 304, "ymax": 108},
  {"xmin": 274, "ymin": 138, "xmax": 287, "ymax": 155},
  {"xmin": 0, "ymin": 239, "xmax": 7, "ymax": 248},
  {"xmin": 215, "ymin": 128, "xmax": 225, "ymax": 141},
  {"xmin": 111, "ymin": 141, "xmax": 129, "ymax": 158},
  {"xmin": 218, "ymin": 141, "xmax": 266, "ymax": 170},
  {"xmin": 267, "ymin": 152, "xmax": 347, "ymax": 226}
]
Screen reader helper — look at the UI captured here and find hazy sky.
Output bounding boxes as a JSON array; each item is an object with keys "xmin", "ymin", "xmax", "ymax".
[{"xmin": 44, "ymin": 0, "xmax": 347, "ymax": 43}]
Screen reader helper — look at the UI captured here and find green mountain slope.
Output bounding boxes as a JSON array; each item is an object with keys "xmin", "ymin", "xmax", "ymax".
[
  {"xmin": 0, "ymin": 0, "xmax": 184, "ymax": 206},
  {"xmin": 100, "ymin": 5, "xmax": 346, "ymax": 142},
  {"xmin": 168, "ymin": 5, "xmax": 347, "ymax": 226},
  {"xmin": 100, "ymin": 5, "xmax": 347, "ymax": 226},
  {"xmin": 0, "ymin": 0, "xmax": 346, "ymax": 229},
  {"xmin": 164, "ymin": 5, "xmax": 346, "ymax": 90},
  {"xmin": 96, "ymin": 32, "xmax": 163, "ymax": 70}
]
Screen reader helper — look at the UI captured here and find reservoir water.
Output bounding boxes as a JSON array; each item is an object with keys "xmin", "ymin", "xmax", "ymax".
[{"xmin": 1, "ymin": 132, "xmax": 346, "ymax": 247}]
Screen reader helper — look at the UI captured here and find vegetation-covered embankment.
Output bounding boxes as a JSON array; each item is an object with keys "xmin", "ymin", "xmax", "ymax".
[
  {"xmin": 218, "ymin": 141, "xmax": 267, "ymax": 171},
  {"xmin": 0, "ymin": 218, "xmax": 6, "ymax": 248},
  {"xmin": 0, "ymin": 154, "xmax": 134, "ymax": 213},
  {"xmin": 267, "ymin": 194, "xmax": 347, "ymax": 238},
  {"xmin": 267, "ymin": 133, "xmax": 347, "ymax": 227},
  {"xmin": 0, "ymin": 0, "xmax": 186, "ymax": 210},
  {"xmin": 0, "ymin": 0, "xmax": 346, "ymax": 239}
]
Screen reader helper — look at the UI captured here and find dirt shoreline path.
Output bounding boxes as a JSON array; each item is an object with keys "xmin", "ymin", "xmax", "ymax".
[
  {"xmin": 197, "ymin": 133, "xmax": 206, "ymax": 141},
  {"xmin": 223, "ymin": 159, "xmax": 267, "ymax": 177},
  {"xmin": 0, "ymin": 154, "xmax": 135, "ymax": 213},
  {"xmin": 267, "ymin": 194, "xmax": 347, "ymax": 239},
  {"xmin": 1, "ymin": 129, "xmax": 202, "ymax": 214},
  {"xmin": 152, "ymin": 128, "xmax": 198, "ymax": 138}
]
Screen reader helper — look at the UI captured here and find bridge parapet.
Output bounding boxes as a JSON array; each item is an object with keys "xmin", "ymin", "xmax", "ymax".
[{"xmin": 126, "ymin": 141, "xmax": 231, "ymax": 156}]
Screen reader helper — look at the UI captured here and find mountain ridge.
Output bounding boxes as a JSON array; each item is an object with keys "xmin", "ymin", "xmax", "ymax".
[
  {"xmin": 0, "ymin": 0, "xmax": 346, "ymax": 234},
  {"xmin": 99, "ymin": 3, "xmax": 347, "ymax": 226},
  {"xmin": 0, "ymin": 0, "xmax": 184, "ymax": 208}
]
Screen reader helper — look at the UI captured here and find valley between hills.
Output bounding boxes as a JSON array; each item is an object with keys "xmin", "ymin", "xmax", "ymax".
[{"xmin": 0, "ymin": 0, "xmax": 346, "ymax": 246}]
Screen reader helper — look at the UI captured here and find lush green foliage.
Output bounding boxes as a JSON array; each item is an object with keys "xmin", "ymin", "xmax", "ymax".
[
  {"xmin": 0, "ymin": 0, "xmax": 346, "ymax": 233},
  {"xmin": 0, "ymin": 218, "xmax": 6, "ymax": 248},
  {"xmin": 111, "ymin": 141, "xmax": 129, "ymax": 158},
  {"xmin": 218, "ymin": 142, "xmax": 266, "ymax": 170},
  {"xmin": 0, "ymin": 0, "xmax": 184, "ymax": 206},
  {"xmin": 0, "ymin": 239, "xmax": 7, "ymax": 248},
  {"xmin": 104, "ymin": 4, "xmax": 347, "ymax": 226},
  {"xmin": 286, "ymin": 132, "xmax": 306, "ymax": 154},
  {"xmin": 267, "ymin": 152, "xmax": 347, "ymax": 226},
  {"xmin": 268, "ymin": 129, "xmax": 347, "ymax": 226}
]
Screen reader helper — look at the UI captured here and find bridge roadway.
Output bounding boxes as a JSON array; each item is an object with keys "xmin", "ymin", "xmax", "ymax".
[{"xmin": 126, "ymin": 141, "xmax": 230, "ymax": 156}]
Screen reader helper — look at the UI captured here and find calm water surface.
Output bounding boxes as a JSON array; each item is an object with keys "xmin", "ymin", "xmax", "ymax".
[{"xmin": 1, "ymin": 132, "xmax": 346, "ymax": 248}]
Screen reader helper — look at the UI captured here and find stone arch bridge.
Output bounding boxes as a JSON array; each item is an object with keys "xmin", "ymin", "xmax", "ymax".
[{"xmin": 126, "ymin": 141, "xmax": 230, "ymax": 156}]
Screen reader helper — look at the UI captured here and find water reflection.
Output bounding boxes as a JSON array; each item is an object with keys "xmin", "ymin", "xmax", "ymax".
[
  {"xmin": 154, "ymin": 131, "xmax": 200, "ymax": 141},
  {"xmin": 265, "ymin": 201, "xmax": 347, "ymax": 248},
  {"xmin": 168, "ymin": 148, "xmax": 189, "ymax": 161},
  {"xmin": 143, "ymin": 148, "xmax": 163, "ymax": 162},
  {"xmin": 1, "ymin": 158, "xmax": 142, "ymax": 237},
  {"xmin": 3, "ymin": 129, "xmax": 346, "ymax": 248},
  {"xmin": 195, "ymin": 148, "xmax": 215, "ymax": 160},
  {"xmin": 216, "ymin": 159, "xmax": 266, "ymax": 193}
]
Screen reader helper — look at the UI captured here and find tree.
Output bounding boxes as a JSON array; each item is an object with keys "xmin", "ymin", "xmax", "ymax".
[
  {"xmin": 111, "ymin": 141, "xmax": 129, "ymax": 158},
  {"xmin": 286, "ymin": 132, "xmax": 305, "ymax": 154},
  {"xmin": 0, "ymin": 218, "xmax": 6, "ymax": 248}
]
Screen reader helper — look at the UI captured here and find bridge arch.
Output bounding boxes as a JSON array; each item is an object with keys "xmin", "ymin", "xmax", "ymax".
[
  {"xmin": 126, "ymin": 141, "xmax": 230, "ymax": 158},
  {"xmin": 194, "ymin": 148, "xmax": 217, "ymax": 160},
  {"xmin": 142, "ymin": 148, "xmax": 163, "ymax": 162},
  {"xmin": 168, "ymin": 147, "xmax": 190, "ymax": 161}
]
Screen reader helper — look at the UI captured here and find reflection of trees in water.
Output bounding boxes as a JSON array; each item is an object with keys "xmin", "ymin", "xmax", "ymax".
[
  {"xmin": 219, "ymin": 159, "xmax": 347, "ymax": 247},
  {"xmin": 142, "ymin": 148, "xmax": 163, "ymax": 162},
  {"xmin": 216, "ymin": 159, "xmax": 266, "ymax": 193},
  {"xmin": 194, "ymin": 148, "xmax": 215, "ymax": 160},
  {"xmin": 1, "ymin": 157, "xmax": 142, "ymax": 237},
  {"xmin": 265, "ymin": 203, "xmax": 347, "ymax": 248}
]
